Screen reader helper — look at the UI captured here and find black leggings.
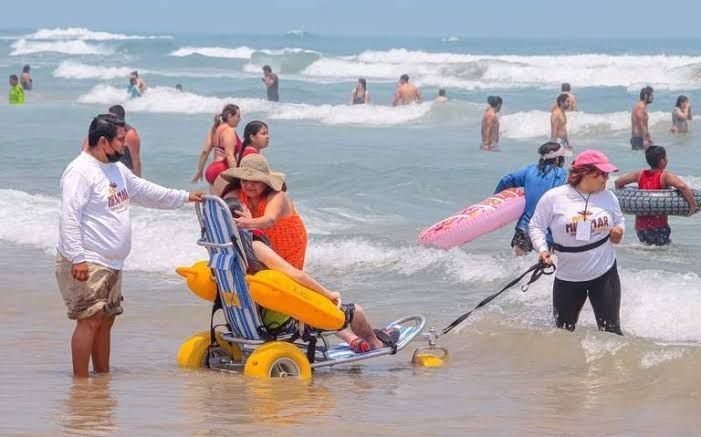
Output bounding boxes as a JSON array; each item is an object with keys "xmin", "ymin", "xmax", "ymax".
[{"xmin": 552, "ymin": 262, "xmax": 622, "ymax": 335}]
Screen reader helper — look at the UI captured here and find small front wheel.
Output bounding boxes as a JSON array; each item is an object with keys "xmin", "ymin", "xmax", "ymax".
[{"xmin": 243, "ymin": 342, "xmax": 312, "ymax": 379}]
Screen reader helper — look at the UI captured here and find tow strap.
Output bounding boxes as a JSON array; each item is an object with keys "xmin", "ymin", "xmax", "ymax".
[{"xmin": 440, "ymin": 261, "xmax": 556, "ymax": 336}]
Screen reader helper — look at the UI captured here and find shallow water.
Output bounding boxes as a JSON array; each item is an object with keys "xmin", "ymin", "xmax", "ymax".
[{"xmin": 1, "ymin": 28, "xmax": 701, "ymax": 435}]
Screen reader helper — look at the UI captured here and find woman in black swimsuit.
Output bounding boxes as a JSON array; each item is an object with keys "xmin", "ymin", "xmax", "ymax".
[{"xmin": 351, "ymin": 78, "xmax": 369, "ymax": 104}]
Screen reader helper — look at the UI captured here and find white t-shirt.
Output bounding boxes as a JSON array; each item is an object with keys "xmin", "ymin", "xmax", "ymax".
[
  {"xmin": 528, "ymin": 184, "xmax": 625, "ymax": 282},
  {"xmin": 57, "ymin": 152, "xmax": 188, "ymax": 269}
]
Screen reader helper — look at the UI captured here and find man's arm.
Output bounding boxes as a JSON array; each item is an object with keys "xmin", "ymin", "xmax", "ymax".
[
  {"xmin": 416, "ymin": 88, "xmax": 423, "ymax": 103},
  {"xmin": 124, "ymin": 169, "xmax": 190, "ymax": 209},
  {"xmin": 643, "ymin": 113, "xmax": 652, "ymax": 144},
  {"xmin": 614, "ymin": 170, "xmax": 642, "ymax": 189},
  {"xmin": 392, "ymin": 89, "xmax": 400, "ymax": 107},
  {"xmin": 662, "ymin": 172, "xmax": 698, "ymax": 215}
]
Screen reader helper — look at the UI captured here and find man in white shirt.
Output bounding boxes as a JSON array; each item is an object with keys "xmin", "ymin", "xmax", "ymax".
[{"xmin": 56, "ymin": 114, "xmax": 203, "ymax": 378}]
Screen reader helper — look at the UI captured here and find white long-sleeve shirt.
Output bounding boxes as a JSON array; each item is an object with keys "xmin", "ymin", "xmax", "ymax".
[
  {"xmin": 528, "ymin": 184, "xmax": 624, "ymax": 282},
  {"xmin": 57, "ymin": 152, "xmax": 189, "ymax": 269}
]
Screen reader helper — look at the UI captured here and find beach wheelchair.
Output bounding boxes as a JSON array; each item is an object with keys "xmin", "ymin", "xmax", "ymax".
[{"xmin": 175, "ymin": 196, "xmax": 425, "ymax": 379}]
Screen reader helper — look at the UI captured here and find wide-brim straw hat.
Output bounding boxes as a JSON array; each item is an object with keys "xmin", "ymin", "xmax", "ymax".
[{"xmin": 219, "ymin": 154, "xmax": 286, "ymax": 192}]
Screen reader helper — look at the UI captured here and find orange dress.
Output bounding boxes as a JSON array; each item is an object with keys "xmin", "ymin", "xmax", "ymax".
[{"xmin": 240, "ymin": 191, "xmax": 308, "ymax": 269}]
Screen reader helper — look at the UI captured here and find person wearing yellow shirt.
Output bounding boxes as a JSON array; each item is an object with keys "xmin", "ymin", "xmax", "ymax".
[{"xmin": 9, "ymin": 74, "xmax": 24, "ymax": 105}]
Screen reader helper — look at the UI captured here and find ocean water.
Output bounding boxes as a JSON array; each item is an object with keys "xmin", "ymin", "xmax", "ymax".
[{"xmin": 1, "ymin": 27, "xmax": 701, "ymax": 435}]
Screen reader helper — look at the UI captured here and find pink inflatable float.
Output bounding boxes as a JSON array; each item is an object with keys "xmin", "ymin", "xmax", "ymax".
[{"xmin": 417, "ymin": 187, "xmax": 525, "ymax": 249}]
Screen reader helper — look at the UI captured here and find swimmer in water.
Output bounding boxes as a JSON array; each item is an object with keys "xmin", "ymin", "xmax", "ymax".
[
  {"xmin": 670, "ymin": 95, "xmax": 692, "ymax": 134},
  {"xmin": 436, "ymin": 88, "xmax": 448, "ymax": 103},
  {"xmin": 481, "ymin": 96, "xmax": 502, "ymax": 151},
  {"xmin": 392, "ymin": 74, "xmax": 422, "ymax": 106},
  {"xmin": 631, "ymin": 86, "xmax": 654, "ymax": 150},
  {"xmin": 551, "ymin": 93, "xmax": 572, "ymax": 150}
]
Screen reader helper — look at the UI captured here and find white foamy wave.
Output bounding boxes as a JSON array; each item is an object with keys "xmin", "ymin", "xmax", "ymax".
[
  {"xmin": 678, "ymin": 176, "xmax": 701, "ymax": 188},
  {"xmin": 306, "ymin": 238, "xmax": 512, "ymax": 283},
  {"xmin": 170, "ymin": 46, "xmax": 255, "ymax": 59},
  {"xmin": 302, "ymin": 49, "xmax": 701, "ymax": 90},
  {"xmin": 77, "ymin": 85, "xmax": 434, "ymax": 125},
  {"xmin": 25, "ymin": 27, "xmax": 172, "ymax": 41},
  {"xmin": 640, "ymin": 349, "xmax": 686, "ymax": 368},
  {"xmin": 10, "ymin": 38, "xmax": 112, "ymax": 56},
  {"xmin": 500, "ymin": 110, "xmax": 669, "ymax": 140},
  {"xmin": 54, "ymin": 61, "xmax": 133, "ymax": 80}
]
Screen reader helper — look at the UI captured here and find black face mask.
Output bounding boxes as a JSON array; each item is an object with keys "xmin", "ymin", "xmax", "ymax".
[{"xmin": 106, "ymin": 151, "xmax": 123, "ymax": 163}]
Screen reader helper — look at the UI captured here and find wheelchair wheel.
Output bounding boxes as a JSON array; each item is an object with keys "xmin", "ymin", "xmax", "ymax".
[
  {"xmin": 177, "ymin": 331, "xmax": 241, "ymax": 369},
  {"xmin": 243, "ymin": 341, "xmax": 312, "ymax": 379}
]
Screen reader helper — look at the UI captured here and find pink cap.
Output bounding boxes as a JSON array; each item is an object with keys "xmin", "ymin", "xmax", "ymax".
[{"xmin": 572, "ymin": 149, "xmax": 618, "ymax": 173}]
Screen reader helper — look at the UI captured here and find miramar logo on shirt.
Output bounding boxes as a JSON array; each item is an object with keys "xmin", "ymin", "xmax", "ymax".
[
  {"xmin": 107, "ymin": 180, "xmax": 129, "ymax": 211},
  {"xmin": 565, "ymin": 211, "xmax": 609, "ymax": 236}
]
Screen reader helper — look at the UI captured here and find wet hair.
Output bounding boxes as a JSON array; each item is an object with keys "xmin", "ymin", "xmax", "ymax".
[
  {"xmin": 262, "ymin": 65, "xmax": 272, "ymax": 73},
  {"xmin": 640, "ymin": 86, "xmax": 654, "ymax": 101},
  {"xmin": 9, "ymin": 74, "xmax": 18, "ymax": 81},
  {"xmin": 131, "ymin": 70, "xmax": 139, "ymax": 77},
  {"xmin": 567, "ymin": 164, "xmax": 598, "ymax": 187},
  {"xmin": 645, "ymin": 145, "xmax": 666, "ymax": 169},
  {"xmin": 438, "ymin": 88, "xmax": 446, "ymax": 97},
  {"xmin": 88, "ymin": 114, "xmax": 125, "ymax": 147},
  {"xmin": 561, "ymin": 83, "xmax": 571, "ymax": 92},
  {"xmin": 358, "ymin": 78, "xmax": 367, "ymax": 90},
  {"xmin": 400, "ymin": 74, "xmax": 409, "ymax": 82},
  {"xmin": 22, "ymin": 65, "xmax": 30, "ymax": 73},
  {"xmin": 239, "ymin": 120, "xmax": 269, "ymax": 165},
  {"xmin": 210, "ymin": 104, "xmax": 240, "ymax": 138},
  {"xmin": 556, "ymin": 93, "xmax": 569, "ymax": 107},
  {"xmin": 675, "ymin": 95, "xmax": 689, "ymax": 108},
  {"xmin": 175, "ymin": 83, "xmax": 183, "ymax": 91},
  {"xmin": 487, "ymin": 95, "xmax": 503, "ymax": 109},
  {"xmin": 537, "ymin": 142, "xmax": 566, "ymax": 173},
  {"xmin": 108, "ymin": 104, "xmax": 126, "ymax": 121}
]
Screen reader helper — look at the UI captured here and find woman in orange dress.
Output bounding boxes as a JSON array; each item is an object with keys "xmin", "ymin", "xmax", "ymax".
[{"xmin": 219, "ymin": 154, "xmax": 307, "ymax": 269}]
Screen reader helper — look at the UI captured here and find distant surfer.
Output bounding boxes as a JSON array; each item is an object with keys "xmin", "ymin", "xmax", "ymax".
[
  {"xmin": 614, "ymin": 145, "xmax": 697, "ymax": 246},
  {"xmin": 551, "ymin": 93, "xmax": 572, "ymax": 150},
  {"xmin": 481, "ymin": 96, "xmax": 502, "ymax": 151},
  {"xmin": 560, "ymin": 83, "xmax": 576, "ymax": 111},
  {"xmin": 631, "ymin": 86, "xmax": 654, "ymax": 150},
  {"xmin": 670, "ymin": 95, "xmax": 692, "ymax": 134},
  {"xmin": 495, "ymin": 142, "xmax": 569, "ymax": 255},
  {"xmin": 262, "ymin": 65, "xmax": 279, "ymax": 102},
  {"xmin": 392, "ymin": 74, "xmax": 422, "ymax": 106}
]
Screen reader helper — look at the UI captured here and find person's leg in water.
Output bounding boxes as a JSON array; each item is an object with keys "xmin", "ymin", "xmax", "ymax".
[
  {"xmin": 587, "ymin": 262, "xmax": 623, "ymax": 335},
  {"xmin": 636, "ymin": 226, "xmax": 671, "ymax": 246},
  {"xmin": 511, "ymin": 228, "xmax": 533, "ymax": 257},
  {"xmin": 552, "ymin": 277, "xmax": 588, "ymax": 331},
  {"xmin": 91, "ymin": 315, "xmax": 116, "ymax": 373},
  {"xmin": 72, "ymin": 310, "xmax": 105, "ymax": 377}
]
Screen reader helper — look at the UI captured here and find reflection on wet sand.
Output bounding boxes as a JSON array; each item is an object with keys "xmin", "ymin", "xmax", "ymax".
[
  {"xmin": 60, "ymin": 375, "xmax": 117, "ymax": 436},
  {"xmin": 177, "ymin": 371, "xmax": 336, "ymax": 432}
]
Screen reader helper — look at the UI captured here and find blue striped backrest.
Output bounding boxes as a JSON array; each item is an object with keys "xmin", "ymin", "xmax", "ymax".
[{"xmin": 200, "ymin": 197, "xmax": 263, "ymax": 340}]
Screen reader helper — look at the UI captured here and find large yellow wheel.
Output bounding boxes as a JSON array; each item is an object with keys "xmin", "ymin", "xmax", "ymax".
[
  {"xmin": 177, "ymin": 330, "xmax": 242, "ymax": 369},
  {"xmin": 243, "ymin": 341, "xmax": 312, "ymax": 379}
]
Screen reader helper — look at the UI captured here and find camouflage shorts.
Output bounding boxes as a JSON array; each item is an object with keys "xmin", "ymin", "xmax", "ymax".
[{"xmin": 55, "ymin": 254, "xmax": 123, "ymax": 320}]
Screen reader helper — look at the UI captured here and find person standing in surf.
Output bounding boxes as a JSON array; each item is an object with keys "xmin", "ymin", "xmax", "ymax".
[
  {"xmin": 631, "ymin": 86, "xmax": 654, "ymax": 150},
  {"xmin": 560, "ymin": 83, "xmax": 576, "ymax": 111},
  {"xmin": 392, "ymin": 74, "xmax": 422, "ymax": 106},
  {"xmin": 614, "ymin": 145, "xmax": 697, "ymax": 246},
  {"xmin": 481, "ymin": 96, "xmax": 502, "ymax": 151},
  {"xmin": 351, "ymin": 78, "xmax": 369, "ymax": 104},
  {"xmin": 191, "ymin": 104, "xmax": 242, "ymax": 189},
  {"xmin": 670, "ymin": 95, "xmax": 692, "ymax": 134},
  {"xmin": 529, "ymin": 149, "xmax": 625, "ymax": 335},
  {"xmin": 262, "ymin": 65, "xmax": 279, "ymax": 102},
  {"xmin": 551, "ymin": 93, "xmax": 572, "ymax": 150},
  {"xmin": 56, "ymin": 114, "xmax": 203, "ymax": 378},
  {"xmin": 495, "ymin": 142, "xmax": 569, "ymax": 255}
]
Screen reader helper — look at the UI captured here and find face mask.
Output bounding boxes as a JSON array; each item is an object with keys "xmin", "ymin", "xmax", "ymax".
[{"xmin": 106, "ymin": 151, "xmax": 123, "ymax": 163}]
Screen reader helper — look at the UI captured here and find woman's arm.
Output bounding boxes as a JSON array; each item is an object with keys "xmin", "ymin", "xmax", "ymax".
[
  {"xmin": 253, "ymin": 241, "xmax": 340, "ymax": 302},
  {"xmin": 235, "ymin": 192, "xmax": 288, "ymax": 229},
  {"xmin": 192, "ymin": 132, "xmax": 213, "ymax": 183},
  {"xmin": 364, "ymin": 90, "xmax": 370, "ymax": 104}
]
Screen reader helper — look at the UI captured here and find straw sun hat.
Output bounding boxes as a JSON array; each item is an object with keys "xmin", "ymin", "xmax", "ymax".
[{"xmin": 219, "ymin": 154, "xmax": 286, "ymax": 192}]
